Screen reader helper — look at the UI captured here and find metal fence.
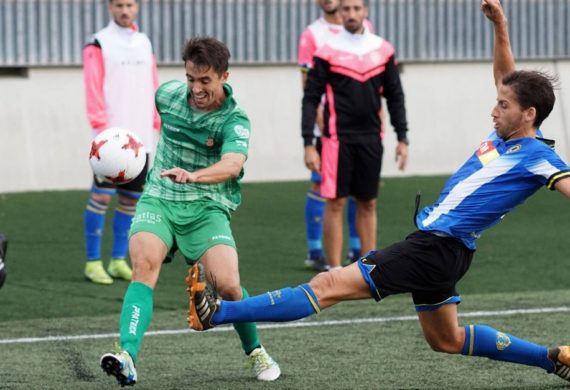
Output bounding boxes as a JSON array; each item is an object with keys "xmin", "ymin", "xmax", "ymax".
[{"xmin": 1, "ymin": 0, "xmax": 569, "ymax": 67}]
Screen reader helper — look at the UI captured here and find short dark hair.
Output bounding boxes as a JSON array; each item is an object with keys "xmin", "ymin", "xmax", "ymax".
[
  {"xmin": 340, "ymin": 0, "xmax": 369, "ymax": 6},
  {"xmin": 502, "ymin": 70, "xmax": 557, "ymax": 128},
  {"xmin": 181, "ymin": 37, "xmax": 230, "ymax": 76}
]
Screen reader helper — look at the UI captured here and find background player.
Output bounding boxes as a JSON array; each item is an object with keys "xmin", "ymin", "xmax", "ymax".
[
  {"xmin": 302, "ymin": 0, "xmax": 409, "ymax": 270},
  {"xmin": 189, "ymin": 0, "xmax": 570, "ymax": 385},
  {"xmin": 0, "ymin": 234, "xmax": 7, "ymax": 289},
  {"xmin": 298, "ymin": 0, "xmax": 375, "ymax": 271},
  {"xmin": 82, "ymin": 0, "xmax": 160, "ymax": 285}
]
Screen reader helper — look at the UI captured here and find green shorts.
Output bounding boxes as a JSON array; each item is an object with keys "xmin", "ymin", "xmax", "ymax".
[{"xmin": 130, "ymin": 195, "xmax": 236, "ymax": 264}]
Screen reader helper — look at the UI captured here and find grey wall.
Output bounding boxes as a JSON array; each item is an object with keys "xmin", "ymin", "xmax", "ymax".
[{"xmin": 1, "ymin": 61, "xmax": 569, "ymax": 193}]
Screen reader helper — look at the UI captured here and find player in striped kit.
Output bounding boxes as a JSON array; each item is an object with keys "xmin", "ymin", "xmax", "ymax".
[
  {"xmin": 189, "ymin": 0, "xmax": 570, "ymax": 384},
  {"xmin": 100, "ymin": 36, "xmax": 280, "ymax": 386}
]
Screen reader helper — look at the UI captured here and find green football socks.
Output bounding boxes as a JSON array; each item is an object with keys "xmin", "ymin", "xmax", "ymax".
[
  {"xmin": 232, "ymin": 286, "xmax": 261, "ymax": 354},
  {"xmin": 119, "ymin": 282, "xmax": 153, "ymax": 363}
]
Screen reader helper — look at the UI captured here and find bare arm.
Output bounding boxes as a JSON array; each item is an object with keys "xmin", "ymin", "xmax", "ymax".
[
  {"xmin": 481, "ymin": 0, "xmax": 515, "ymax": 86},
  {"xmin": 555, "ymin": 177, "xmax": 570, "ymax": 199},
  {"xmin": 160, "ymin": 153, "xmax": 246, "ymax": 184}
]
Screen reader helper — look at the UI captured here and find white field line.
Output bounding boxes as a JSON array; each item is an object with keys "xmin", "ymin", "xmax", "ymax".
[{"xmin": 1, "ymin": 306, "xmax": 569, "ymax": 345}]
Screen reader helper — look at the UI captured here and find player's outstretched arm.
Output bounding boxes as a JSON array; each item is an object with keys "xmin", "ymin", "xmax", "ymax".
[
  {"xmin": 555, "ymin": 177, "xmax": 570, "ymax": 199},
  {"xmin": 481, "ymin": 0, "xmax": 514, "ymax": 86},
  {"xmin": 160, "ymin": 153, "xmax": 246, "ymax": 184}
]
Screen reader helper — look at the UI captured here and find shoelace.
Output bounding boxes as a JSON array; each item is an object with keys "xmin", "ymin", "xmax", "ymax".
[{"xmin": 247, "ymin": 350, "xmax": 274, "ymax": 371}]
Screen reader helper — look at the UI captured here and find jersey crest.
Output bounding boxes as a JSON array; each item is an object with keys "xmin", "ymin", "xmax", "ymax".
[{"xmin": 476, "ymin": 141, "xmax": 500, "ymax": 165}]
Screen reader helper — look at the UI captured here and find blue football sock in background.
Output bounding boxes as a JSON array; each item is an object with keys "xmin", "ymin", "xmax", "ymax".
[
  {"xmin": 84, "ymin": 196, "xmax": 109, "ymax": 260},
  {"xmin": 305, "ymin": 191, "xmax": 325, "ymax": 259}
]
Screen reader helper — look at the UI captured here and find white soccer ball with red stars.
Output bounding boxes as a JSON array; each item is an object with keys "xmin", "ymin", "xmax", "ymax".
[{"xmin": 89, "ymin": 127, "xmax": 146, "ymax": 184}]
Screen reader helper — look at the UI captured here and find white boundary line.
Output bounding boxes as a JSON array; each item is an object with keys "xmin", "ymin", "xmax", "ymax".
[{"xmin": 1, "ymin": 306, "xmax": 569, "ymax": 345}]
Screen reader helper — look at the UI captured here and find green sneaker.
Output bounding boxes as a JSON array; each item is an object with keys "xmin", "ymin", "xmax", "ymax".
[
  {"xmin": 85, "ymin": 261, "xmax": 113, "ymax": 285},
  {"xmin": 107, "ymin": 259, "xmax": 132, "ymax": 281}
]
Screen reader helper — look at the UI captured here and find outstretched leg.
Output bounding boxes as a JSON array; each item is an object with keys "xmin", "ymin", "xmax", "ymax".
[
  {"xmin": 189, "ymin": 262, "xmax": 371, "ymax": 328},
  {"xmin": 417, "ymin": 303, "xmax": 570, "ymax": 382}
]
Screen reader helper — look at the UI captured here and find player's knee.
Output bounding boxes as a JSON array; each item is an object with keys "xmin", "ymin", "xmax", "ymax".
[
  {"xmin": 128, "ymin": 240, "xmax": 161, "ymax": 280},
  {"xmin": 130, "ymin": 255, "xmax": 158, "ymax": 277},
  {"xmin": 326, "ymin": 199, "xmax": 345, "ymax": 214},
  {"xmin": 217, "ymin": 283, "xmax": 243, "ymax": 301},
  {"xmin": 309, "ymin": 271, "xmax": 336, "ymax": 302},
  {"xmin": 91, "ymin": 192, "xmax": 112, "ymax": 205},
  {"xmin": 424, "ymin": 333, "xmax": 464, "ymax": 354},
  {"xmin": 117, "ymin": 194, "xmax": 139, "ymax": 206},
  {"xmin": 357, "ymin": 199, "xmax": 376, "ymax": 213}
]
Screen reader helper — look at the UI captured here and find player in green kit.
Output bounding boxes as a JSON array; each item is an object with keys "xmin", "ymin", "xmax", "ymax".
[{"xmin": 100, "ymin": 37, "xmax": 280, "ymax": 386}]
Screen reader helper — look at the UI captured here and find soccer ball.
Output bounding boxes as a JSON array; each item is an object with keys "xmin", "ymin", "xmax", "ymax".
[{"xmin": 89, "ymin": 128, "xmax": 146, "ymax": 184}]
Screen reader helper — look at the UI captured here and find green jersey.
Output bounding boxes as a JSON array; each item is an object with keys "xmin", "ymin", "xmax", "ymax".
[{"xmin": 144, "ymin": 80, "xmax": 251, "ymax": 210}]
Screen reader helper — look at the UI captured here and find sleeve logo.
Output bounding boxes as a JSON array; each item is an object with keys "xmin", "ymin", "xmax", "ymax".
[{"xmin": 234, "ymin": 124, "xmax": 250, "ymax": 139}]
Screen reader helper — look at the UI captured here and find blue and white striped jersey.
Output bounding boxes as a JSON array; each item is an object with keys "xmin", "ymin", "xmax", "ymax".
[{"xmin": 416, "ymin": 131, "xmax": 570, "ymax": 249}]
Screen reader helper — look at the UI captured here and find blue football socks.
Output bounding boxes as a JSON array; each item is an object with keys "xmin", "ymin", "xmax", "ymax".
[
  {"xmin": 347, "ymin": 197, "xmax": 361, "ymax": 258},
  {"xmin": 84, "ymin": 196, "xmax": 109, "ymax": 260},
  {"xmin": 112, "ymin": 200, "xmax": 136, "ymax": 259},
  {"xmin": 212, "ymin": 284, "xmax": 321, "ymax": 325},
  {"xmin": 305, "ymin": 191, "xmax": 325, "ymax": 259},
  {"xmin": 462, "ymin": 324, "xmax": 554, "ymax": 371}
]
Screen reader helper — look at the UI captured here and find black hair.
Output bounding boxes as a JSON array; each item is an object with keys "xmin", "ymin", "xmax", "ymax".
[
  {"xmin": 502, "ymin": 70, "xmax": 558, "ymax": 128},
  {"xmin": 182, "ymin": 37, "xmax": 230, "ymax": 76}
]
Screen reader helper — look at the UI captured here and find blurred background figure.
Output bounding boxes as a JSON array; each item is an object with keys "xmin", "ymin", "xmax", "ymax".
[
  {"xmin": 0, "ymin": 234, "xmax": 7, "ymax": 289},
  {"xmin": 82, "ymin": 0, "xmax": 160, "ymax": 285},
  {"xmin": 298, "ymin": 0, "xmax": 375, "ymax": 272},
  {"xmin": 302, "ymin": 0, "xmax": 409, "ymax": 270}
]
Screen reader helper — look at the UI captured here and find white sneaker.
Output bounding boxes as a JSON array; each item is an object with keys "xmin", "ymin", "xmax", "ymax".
[
  {"xmin": 100, "ymin": 350, "xmax": 137, "ymax": 386},
  {"xmin": 246, "ymin": 346, "xmax": 281, "ymax": 381}
]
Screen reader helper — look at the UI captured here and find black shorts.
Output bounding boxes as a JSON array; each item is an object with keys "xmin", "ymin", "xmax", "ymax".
[
  {"xmin": 321, "ymin": 137, "xmax": 383, "ymax": 200},
  {"xmin": 92, "ymin": 154, "xmax": 149, "ymax": 195},
  {"xmin": 358, "ymin": 230, "xmax": 474, "ymax": 310}
]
